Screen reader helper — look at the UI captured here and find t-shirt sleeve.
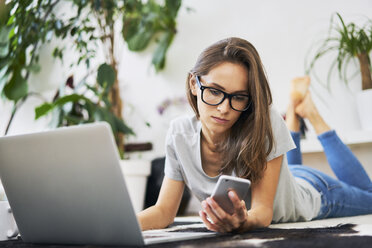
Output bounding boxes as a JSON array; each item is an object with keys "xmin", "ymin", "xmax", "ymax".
[
  {"xmin": 164, "ymin": 121, "xmax": 184, "ymax": 181},
  {"xmin": 267, "ymin": 107, "xmax": 296, "ymax": 161}
]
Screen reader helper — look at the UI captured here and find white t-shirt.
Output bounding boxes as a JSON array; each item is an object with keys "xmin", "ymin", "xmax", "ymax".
[{"xmin": 164, "ymin": 107, "xmax": 321, "ymax": 223}]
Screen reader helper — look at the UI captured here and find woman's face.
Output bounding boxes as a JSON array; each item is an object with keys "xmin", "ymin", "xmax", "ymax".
[{"xmin": 190, "ymin": 62, "xmax": 249, "ymax": 137}]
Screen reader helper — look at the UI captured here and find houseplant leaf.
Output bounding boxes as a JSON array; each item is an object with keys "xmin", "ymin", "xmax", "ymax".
[
  {"xmin": 35, "ymin": 103, "xmax": 54, "ymax": 120},
  {"xmin": 165, "ymin": 0, "xmax": 182, "ymax": 19},
  {"xmin": 97, "ymin": 63, "xmax": 116, "ymax": 89},
  {"xmin": 35, "ymin": 94, "xmax": 92, "ymax": 120},
  {"xmin": 126, "ymin": 27, "xmax": 155, "ymax": 51},
  {"xmin": 3, "ymin": 70, "xmax": 27, "ymax": 102},
  {"xmin": 152, "ymin": 32, "xmax": 174, "ymax": 71},
  {"xmin": 0, "ymin": 26, "xmax": 11, "ymax": 57},
  {"xmin": 122, "ymin": 15, "xmax": 141, "ymax": 41},
  {"xmin": 113, "ymin": 114, "xmax": 135, "ymax": 135}
]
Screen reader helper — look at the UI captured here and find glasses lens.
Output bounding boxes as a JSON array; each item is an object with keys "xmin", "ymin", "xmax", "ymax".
[
  {"xmin": 202, "ymin": 88, "xmax": 224, "ymax": 105},
  {"xmin": 231, "ymin": 95, "xmax": 250, "ymax": 111}
]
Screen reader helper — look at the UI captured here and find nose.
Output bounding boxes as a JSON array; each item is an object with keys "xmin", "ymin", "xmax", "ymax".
[{"xmin": 217, "ymin": 97, "xmax": 231, "ymax": 113}]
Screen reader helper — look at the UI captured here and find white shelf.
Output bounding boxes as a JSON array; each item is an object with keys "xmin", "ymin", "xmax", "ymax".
[{"xmin": 301, "ymin": 130, "xmax": 372, "ymax": 153}]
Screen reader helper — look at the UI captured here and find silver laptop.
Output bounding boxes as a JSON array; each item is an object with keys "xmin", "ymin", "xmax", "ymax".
[{"xmin": 0, "ymin": 122, "xmax": 215, "ymax": 246}]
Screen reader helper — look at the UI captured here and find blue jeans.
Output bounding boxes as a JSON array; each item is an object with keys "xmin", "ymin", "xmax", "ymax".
[{"xmin": 287, "ymin": 130, "xmax": 372, "ymax": 219}]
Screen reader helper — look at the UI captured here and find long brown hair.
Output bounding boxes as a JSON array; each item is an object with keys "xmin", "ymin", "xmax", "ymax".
[{"xmin": 186, "ymin": 37, "xmax": 274, "ymax": 183}]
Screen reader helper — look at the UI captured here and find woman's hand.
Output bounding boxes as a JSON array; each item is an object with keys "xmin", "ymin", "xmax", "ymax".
[
  {"xmin": 199, "ymin": 190, "xmax": 249, "ymax": 233},
  {"xmin": 199, "ymin": 155, "xmax": 283, "ymax": 233}
]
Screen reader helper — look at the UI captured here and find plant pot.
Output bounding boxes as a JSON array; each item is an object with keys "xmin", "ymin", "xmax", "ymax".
[
  {"xmin": 119, "ymin": 160, "xmax": 151, "ymax": 213},
  {"xmin": 356, "ymin": 89, "xmax": 372, "ymax": 130}
]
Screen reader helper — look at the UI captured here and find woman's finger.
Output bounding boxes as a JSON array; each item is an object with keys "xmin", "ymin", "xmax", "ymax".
[
  {"xmin": 206, "ymin": 197, "xmax": 232, "ymax": 224},
  {"xmin": 227, "ymin": 191, "xmax": 248, "ymax": 230},
  {"xmin": 199, "ymin": 210, "xmax": 227, "ymax": 233},
  {"xmin": 199, "ymin": 210, "xmax": 218, "ymax": 232},
  {"xmin": 206, "ymin": 197, "xmax": 239, "ymax": 232},
  {"xmin": 201, "ymin": 200, "xmax": 222, "ymax": 228},
  {"xmin": 229, "ymin": 191, "xmax": 247, "ymax": 219}
]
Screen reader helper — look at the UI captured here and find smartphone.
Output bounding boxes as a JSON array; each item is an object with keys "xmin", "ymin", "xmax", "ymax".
[{"xmin": 211, "ymin": 175, "xmax": 251, "ymax": 215}]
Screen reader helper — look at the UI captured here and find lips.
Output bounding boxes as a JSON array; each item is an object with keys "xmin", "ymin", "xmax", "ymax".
[{"xmin": 212, "ymin": 116, "xmax": 229, "ymax": 124}]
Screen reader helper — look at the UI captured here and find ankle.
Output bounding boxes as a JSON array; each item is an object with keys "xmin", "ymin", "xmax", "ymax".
[
  {"xmin": 308, "ymin": 112, "xmax": 331, "ymax": 135},
  {"xmin": 286, "ymin": 105, "xmax": 300, "ymax": 132},
  {"xmin": 286, "ymin": 116, "xmax": 301, "ymax": 132}
]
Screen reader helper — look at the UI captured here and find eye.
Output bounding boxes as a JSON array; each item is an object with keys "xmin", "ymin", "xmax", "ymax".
[
  {"xmin": 233, "ymin": 95, "xmax": 249, "ymax": 102},
  {"xmin": 209, "ymin": 88, "xmax": 222, "ymax": 96}
]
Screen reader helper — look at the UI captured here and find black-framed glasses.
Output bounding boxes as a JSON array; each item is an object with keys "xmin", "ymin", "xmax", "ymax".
[{"xmin": 195, "ymin": 76, "xmax": 250, "ymax": 112}]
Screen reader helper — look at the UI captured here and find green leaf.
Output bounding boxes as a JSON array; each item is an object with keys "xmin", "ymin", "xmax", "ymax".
[
  {"xmin": 54, "ymin": 94, "xmax": 88, "ymax": 106},
  {"xmin": 94, "ymin": 107, "xmax": 119, "ymax": 135},
  {"xmin": 64, "ymin": 114, "xmax": 84, "ymax": 125},
  {"xmin": 35, "ymin": 103, "xmax": 54, "ymax": 119},
  {"xmin": 127, "ymin": 27, "xmax": 155, "ymax": 51},
  {"xmin": 0, "ymin": 26, "xmax": 10, "ymax": 57},
  {"xmin": 86, "ymin": 84, "xmax": 99, "ymax": 96},
  {"xmin": 97, "ymin": 63, "xmax": 116, "ymax": 89},
  {"xmin": 4, "ymin": 71, "xmax": 28, "ymax": 102},
  {"xmin": 0, "ymin": 1, "xmax": 8, "ymax": 25},
  {"xmin": 122, "ymin": 16, "xmax": 141, "ymax": 41},
  {"xmin": 113, "ymin": 114, "xmax": 135, "ymax": 135},
  {"xmin": 83, "ymin": 100, "xmax": 95, "ymax": 121},
  {"xmin": 35, "ymin": 94, "xmax": 91, "ymax": 120},
  {"xmin": 165, "ymin": 0, "xmax": 182, "ymax": 18},
  {"xmin": 94, "ymin": 108, "xmax": 134, "ymax": 136},
  {"xmin": 93, "ymin": 107, "xmax": 106, "ymax": 122},
  {"xmin": 17, "ymin": 50, "xmax": 26, "ymax": 66},
  {"xmin": 0, "ymin": 67, "xmax": 7, "ymax": 95},
  {"xmin": 152, "ymin": 32, "xmax": 174, "ymax": 71}
]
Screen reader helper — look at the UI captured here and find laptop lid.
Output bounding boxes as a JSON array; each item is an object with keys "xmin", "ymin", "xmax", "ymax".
[{"xmin": 0, "ymin": 123, "xmax": 145, "ymax": 246}]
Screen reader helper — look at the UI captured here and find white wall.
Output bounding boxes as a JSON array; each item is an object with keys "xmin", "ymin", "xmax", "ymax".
[{"xmin": 1, "ymin": 0, "xmax": 372, "ymax": 161}]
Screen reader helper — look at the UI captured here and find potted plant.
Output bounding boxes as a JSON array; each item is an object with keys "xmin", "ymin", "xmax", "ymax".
[
  {"xmin": 0, "ymin": 0, "xmax": 182, "ymax": 212},
  {"xmin": 306, "ymin": 12, "xmax": 372, "ymax": 130},
  {"xmin": 0, "ymin": 0, "xmax": 182, "ymax": 154}
]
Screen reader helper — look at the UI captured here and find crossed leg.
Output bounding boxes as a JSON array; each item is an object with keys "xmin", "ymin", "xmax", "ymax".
[{"xmin": 286, "ymin": 76, "xmax": 371, "ymax": 191}]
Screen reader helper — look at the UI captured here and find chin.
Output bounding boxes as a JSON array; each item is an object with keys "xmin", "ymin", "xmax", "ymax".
[{"xmin": 209, "ymin": 122, "xmax": 232, "ymax": 134}]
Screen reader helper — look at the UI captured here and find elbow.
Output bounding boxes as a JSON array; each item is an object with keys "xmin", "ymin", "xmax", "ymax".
[
  {"xmin": 261, "ymin": 208, "xmax": 274, "ymax": 227},
  {"xmin": 156, "ymin": 203, "xmax": 177, "ymax": 227},
  {"xmin": 253, "ymin": 206, "xmax": 273, "ymax": 228},
  {"xmin": 261, "ymin": 216, "xmax": 273, "ymax": 228},
  {"xmin": 165, "ymin": 218, "xmax": 176, "ymax": 227}
]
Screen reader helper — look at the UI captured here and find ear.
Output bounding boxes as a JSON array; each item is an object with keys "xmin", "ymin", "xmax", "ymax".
[{"xmin": 189, "ymin": 75, "xmax": 198, "ymax": 96}]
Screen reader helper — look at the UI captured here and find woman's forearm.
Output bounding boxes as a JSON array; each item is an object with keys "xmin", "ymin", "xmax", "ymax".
[
  {"xmin": 137, "ymin": 177, "xmax": 184, "ymax": 231},
  {"xmin": 241, "ymin": 206, "xmax": 273, "ymax": 231},
  {"xmin": 137, "ymin": 205, "xmax": 176, "ymax": 231}
]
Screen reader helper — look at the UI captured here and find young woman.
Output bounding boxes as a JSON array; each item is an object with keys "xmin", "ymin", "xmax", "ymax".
[{"xmin": 137, "ymin": 37, "xmax": 372, "ymax": 233}]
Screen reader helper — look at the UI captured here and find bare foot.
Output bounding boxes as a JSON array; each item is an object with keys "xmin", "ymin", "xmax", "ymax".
[
  {"xmin": 286, "ymin": 76, "xmax": 310, "ymax": 132},
  {"xmin": 290, "ymin": 76, "xmax": 310, "ymax": 106},
  {"xmin": 295, "ymin": 92, "xmax": 317, "ymax": 119},
  {"xmin": 295, "ymin": 93, "xmax": 331, "ymax": 135}
]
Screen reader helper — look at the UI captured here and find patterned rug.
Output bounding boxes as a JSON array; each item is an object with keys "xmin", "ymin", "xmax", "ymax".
[
  {"xmin": 146, "ymin": 221, "xmax": 372, "ymax": 248},
  {"xmin": 1, "ymin": 220, "xmax": 371, "ymax": 247}
]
